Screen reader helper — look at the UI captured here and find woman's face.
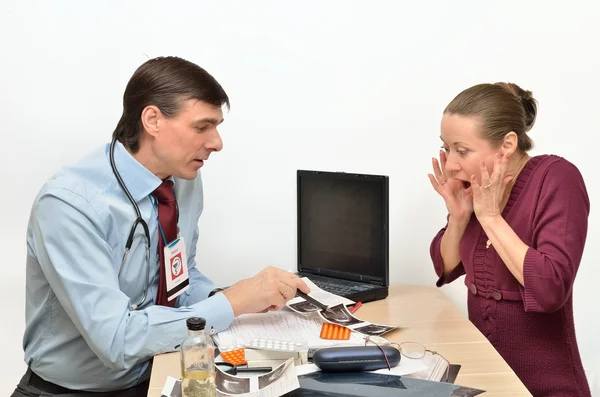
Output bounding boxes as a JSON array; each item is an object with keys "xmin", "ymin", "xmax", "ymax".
[{"xmin": 439, "ymin": 113, "xmax": 505, "ymax": 188}]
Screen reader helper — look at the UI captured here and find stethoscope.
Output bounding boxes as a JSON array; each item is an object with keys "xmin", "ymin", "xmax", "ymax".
[{"xmin": 110, "ymin": 137, "xmax": 151, "ymax": 310}]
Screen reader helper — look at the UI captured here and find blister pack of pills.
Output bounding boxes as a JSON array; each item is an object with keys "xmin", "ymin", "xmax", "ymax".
[
  {"xmin": 248, "ymin": 338, "xmax": 307, "ymax": 351},
  {"xmin": 218, "ymin": 338, "xmax": 307, "ymax": 353}
]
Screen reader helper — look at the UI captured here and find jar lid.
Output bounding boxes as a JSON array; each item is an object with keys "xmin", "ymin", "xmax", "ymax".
[{"xmin": 186, "ymin": 317, "xmax": 206, "ymax": 331}]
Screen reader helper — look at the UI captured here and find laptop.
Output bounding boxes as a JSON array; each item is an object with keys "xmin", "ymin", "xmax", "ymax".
[{"xmin": 296, "ymin": 170, "xmax": 389, "ymax": 304}]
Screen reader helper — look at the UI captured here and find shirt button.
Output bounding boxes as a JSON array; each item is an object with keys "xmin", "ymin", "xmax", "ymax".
[
  {"xmin": 470, "ymin": 284, "xmax": 477, "ymax": 295},
  {"xmin": 492, "ymin": 291, "xmax": 502, "ymax": 300}
]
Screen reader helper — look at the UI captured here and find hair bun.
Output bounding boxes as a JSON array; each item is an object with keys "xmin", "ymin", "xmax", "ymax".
[
  {"xmin": 496, "ymin": 82, "xmax": 538, "ymax": 132},
  {"xmin": 520, "ymin": 95, "xmax": 537, "ymax": 132}
]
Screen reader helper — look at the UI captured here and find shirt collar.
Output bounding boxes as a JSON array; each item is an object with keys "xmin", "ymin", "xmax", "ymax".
[{"xmin": 107, "ymin": 140, "xmax": 163, "ymax": 203}]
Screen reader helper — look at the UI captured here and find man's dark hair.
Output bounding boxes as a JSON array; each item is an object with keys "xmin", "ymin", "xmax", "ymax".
[{"xmin": 112, "ymin": 56, "xmax": 230, "ymax": 152}]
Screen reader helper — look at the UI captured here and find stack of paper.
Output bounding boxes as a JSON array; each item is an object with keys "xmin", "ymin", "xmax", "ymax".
[
  {"xmin": 403, "ymin": 351, "xmax": 450, "ymax": 382},
  {"xmin": 213, "ymin": 309, "xmax": 366, "ymax": 352},
  {"xmin": 161, "ymin": 358, "xmax": 299, "ymax": 397},
  {"xmin": 213, "ymin": 278, "xmax": 369, "ymax": 353}
]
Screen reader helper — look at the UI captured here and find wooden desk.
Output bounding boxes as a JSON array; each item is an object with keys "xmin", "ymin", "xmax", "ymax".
[{"xmin": 147, "ymin": 284, "xmax": 532, "ymax": 396}]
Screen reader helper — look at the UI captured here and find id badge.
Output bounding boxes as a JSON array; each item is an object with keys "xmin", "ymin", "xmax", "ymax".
[{"xmin": 164, "ymin": 236, "xmax": 190, "ymax": 301}]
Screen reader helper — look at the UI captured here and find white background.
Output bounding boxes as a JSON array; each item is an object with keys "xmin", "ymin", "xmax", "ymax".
[{"xmin": 1, "ymin": 0, "xmax": 599, "ymax": 395}]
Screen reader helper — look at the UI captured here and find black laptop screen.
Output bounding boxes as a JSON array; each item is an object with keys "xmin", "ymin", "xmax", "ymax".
[{"xmin": 297, "ymin": 170, "xmax": 388, "ymax": 283}]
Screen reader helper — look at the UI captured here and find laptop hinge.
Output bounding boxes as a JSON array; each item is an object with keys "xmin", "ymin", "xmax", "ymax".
[{"xmin": 299, "ymin": 267, "xmax": 385, "ymax": 285}]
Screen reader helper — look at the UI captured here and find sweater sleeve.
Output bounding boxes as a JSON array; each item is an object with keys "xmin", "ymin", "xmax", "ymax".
[
  {"xmin": 430, "ymin": 218, "xmax": 466, "ymax": 287},
  {"xmin": 520, "ymin": 160, "xmax": 590, "ymax": 313}
]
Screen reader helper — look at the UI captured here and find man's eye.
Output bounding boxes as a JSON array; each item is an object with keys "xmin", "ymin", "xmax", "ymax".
[{"xmin": 196, "ymin": 126, "xmax": 208, "ymax": 133}]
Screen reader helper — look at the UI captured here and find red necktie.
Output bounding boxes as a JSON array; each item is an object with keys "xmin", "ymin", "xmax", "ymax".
[{"xmin": 152, "ymin": 180, "xmax": 178, "ymax": 307}]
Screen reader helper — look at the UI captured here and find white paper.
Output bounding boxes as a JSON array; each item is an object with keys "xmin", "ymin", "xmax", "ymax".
[
  {"xmin": 372, "ymin": 357, "xmax": 429, "ymax": 376},
  {"xmin": 402, "ymin": 351, "xmax": 449, "ymax": 381},
  {"xmin": 161, "ymin": 376, "xmax": 180, "ymax": 396},
  {"xmin": 286, "ymin": 278, "xmax": 355, "ymax": 314},
  {"xmin": 294, "ymin": 363, "xmax": 320, "ymax": 377},
  {"xmin": 286, "ymin": 279, "xmax": 398, "ymax": 337},
  {"xmin": 161, "ymin": 359, "xmax": 300, "ymax": 397},
  {"xmin": 214, "ymin": 309, "xmax": 365, "ymax": 352},
  {"xmin": 233, "ymin": 358, "xmax": 299, "ymax": 397},
  {"xmin": 315, "ymin": 303, "xmax": 398, "ymax": 336}
]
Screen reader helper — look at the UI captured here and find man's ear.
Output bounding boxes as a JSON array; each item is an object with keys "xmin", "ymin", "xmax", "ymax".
[
  {"xmin": 140, "ymin": 105, "xmax": 161, "ymax": 138},
  {"xmin": 501, "ymin": 131, "xmax": 518, "ymax": 156}
]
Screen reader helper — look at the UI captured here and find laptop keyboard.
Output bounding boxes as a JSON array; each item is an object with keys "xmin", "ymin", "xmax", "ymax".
[{"xmin": 309, "ymin": 277, "xmax": 377, "ymax": 296}]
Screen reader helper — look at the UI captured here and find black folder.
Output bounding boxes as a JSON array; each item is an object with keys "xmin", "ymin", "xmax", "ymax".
[{"xmin": 285, "ymin": 367, "xmax": 484, "ymax": 397}]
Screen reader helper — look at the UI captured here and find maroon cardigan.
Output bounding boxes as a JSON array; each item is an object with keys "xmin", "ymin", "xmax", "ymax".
[{"xmin": 430, "ymin": 154, "xmax": 591, "ymax": 397}]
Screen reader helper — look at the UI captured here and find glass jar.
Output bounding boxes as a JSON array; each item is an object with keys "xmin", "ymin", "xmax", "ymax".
[{"xmin": 180, "ymin": 317, "xmax": 216, "ymax": 397}]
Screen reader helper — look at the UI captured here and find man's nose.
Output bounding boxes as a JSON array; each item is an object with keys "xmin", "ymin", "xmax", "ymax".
[{"xmin": 207, "ymin": 130, "xmax": 223, "ymax": 152}]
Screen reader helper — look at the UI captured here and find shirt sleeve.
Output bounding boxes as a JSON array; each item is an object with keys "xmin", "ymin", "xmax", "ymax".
[
  {"xmin": 430, "ymin": 218, "xmax": 466, "ymax": 287},
  {"xmin": 520, "ymin": 160, "xmax": 590, "ymax": 313},
  {"xmin": 176, "ymin": 222, "xmax": 230, "ymax": 308},
  {"xmin": 30, "ymin": 190, "xmax": 233, "ymax": 371}
]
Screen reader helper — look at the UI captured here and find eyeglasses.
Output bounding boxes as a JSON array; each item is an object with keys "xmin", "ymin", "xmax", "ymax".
[{"xmin": 364, "ymin": 336, "xmax": 450, "ymax": 381}]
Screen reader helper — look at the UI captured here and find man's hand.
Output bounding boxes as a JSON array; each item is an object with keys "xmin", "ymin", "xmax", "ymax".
[{"xmin": 222, "ymin": 267, "xmax": 310, "ymax": 316}]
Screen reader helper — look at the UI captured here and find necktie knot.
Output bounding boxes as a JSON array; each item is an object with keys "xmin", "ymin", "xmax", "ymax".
[{"xmin": 153, "ymin": 180, "xmax": 175, "ymax": 203}]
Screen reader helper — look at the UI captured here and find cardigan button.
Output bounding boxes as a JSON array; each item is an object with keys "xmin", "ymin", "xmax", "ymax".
[
  {"xmin": 470, "ymin": 284, "xmax": 477, "ymax": 295},
  {"xmin": 492, "ymin": 291, "xmax": 502, "ymax": 300}
]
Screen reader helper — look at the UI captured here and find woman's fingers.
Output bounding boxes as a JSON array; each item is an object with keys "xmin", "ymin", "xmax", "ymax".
[
  {"xmin": 432, "ymin": 157, "xmax": 443, "ymax": 181},
  {"xmin": 428, "ymin": 173, "xmax": 442, "ymax": 194},
  {"xmin": 440, "ymin": 150, "xmax": 448, "ymax": 176},
  {"xmin": 479, "ymin": 160, "xmax": 492, "ymax": 188}
]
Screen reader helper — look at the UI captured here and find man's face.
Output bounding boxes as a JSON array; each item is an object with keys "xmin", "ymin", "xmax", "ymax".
[{"xmin": 152, "ymin": 99, "xmax": 224, "ymax": 180}]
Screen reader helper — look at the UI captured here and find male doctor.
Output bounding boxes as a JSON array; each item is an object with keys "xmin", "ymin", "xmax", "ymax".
[{"xmin": 12, "ymin": 56, "xmax": 309, "ymax": 397}]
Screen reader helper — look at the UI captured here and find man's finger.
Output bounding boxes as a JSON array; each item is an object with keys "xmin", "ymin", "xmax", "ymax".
[
  {"xmin": 282, "ymin": 271, "xmax": 310, "ymax": 294},
  {"xmin": 278, "ymin": 281, "xmax": 290, "ymax": 298},
  {"xmin": 294, "ymin": 278, "xmax": 310, "ymax": 294},
  {"xmin": 272, "ymin": 293, "xmax": 286, "ymax": 310}
]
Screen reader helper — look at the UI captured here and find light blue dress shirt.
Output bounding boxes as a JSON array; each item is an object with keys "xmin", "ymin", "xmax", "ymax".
[{"xmin": 22, "ymin": 141, "xmax": 234, "ymax": 392}]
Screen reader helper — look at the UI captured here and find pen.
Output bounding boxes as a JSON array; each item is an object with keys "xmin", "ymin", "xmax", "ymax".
[
  {"xmin": 236, "ymin": 366, "xmax": 272, "ymax": 373},
  {"xmin": 350, "ymin": 302, "xmax": 362, "ymax": 313},
  {"xmin": 296, "ymin": 290, "xmax": 332, "ymax": 312}
]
